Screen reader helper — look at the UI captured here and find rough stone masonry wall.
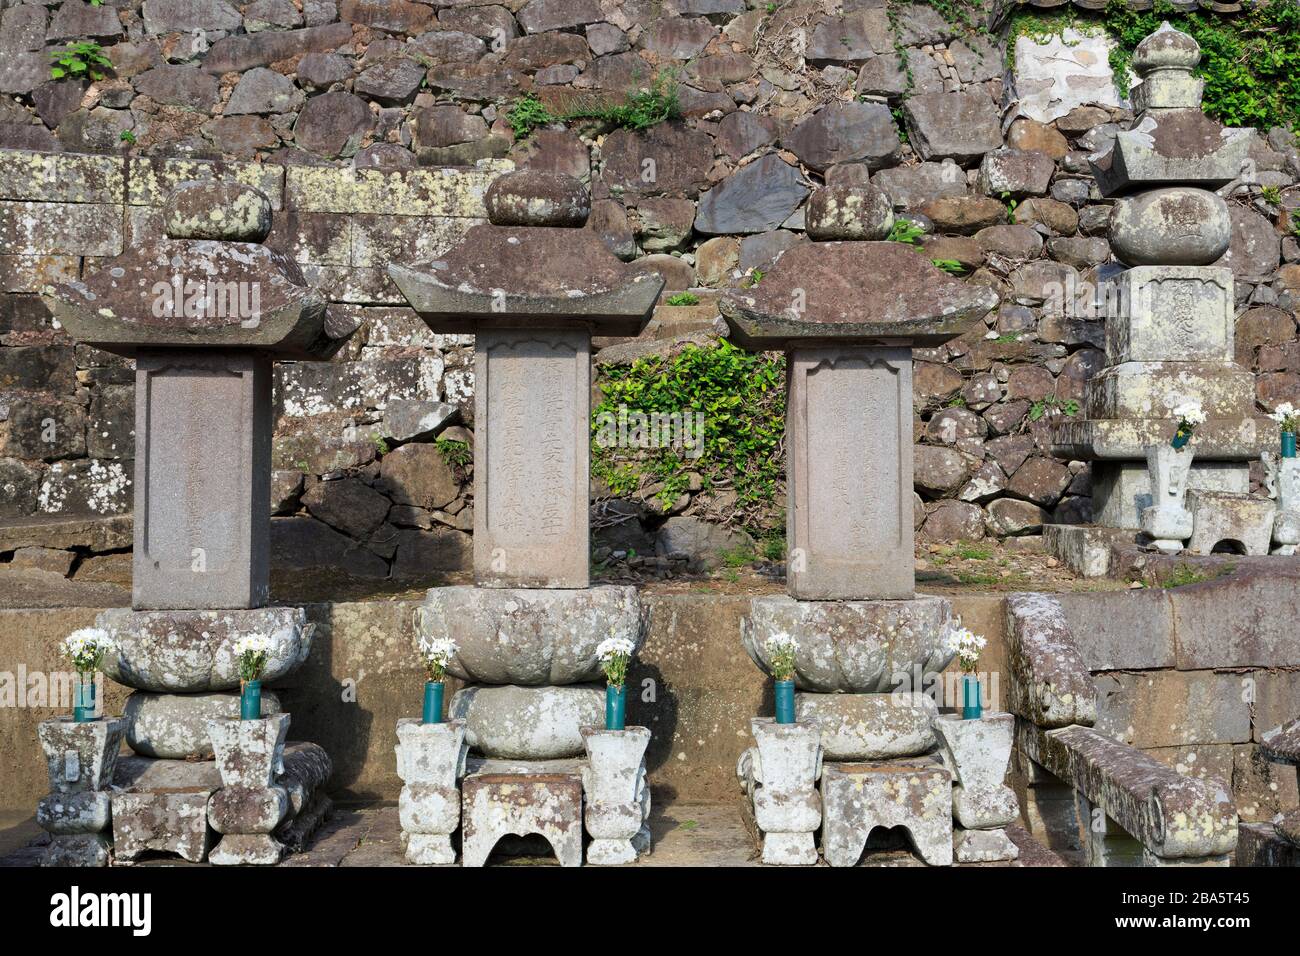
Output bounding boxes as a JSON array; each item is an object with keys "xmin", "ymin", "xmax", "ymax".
[{"xmin": 3, "ymin": 0, "xmax": 1300, "ymax": 584}]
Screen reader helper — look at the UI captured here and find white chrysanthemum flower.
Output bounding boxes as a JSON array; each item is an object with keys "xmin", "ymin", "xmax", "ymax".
[
  {"xmin": 233, "ymin": 634, "xmax": 272, "ymax": 657},
  {"xmin": 1173, "ymin": 401, "xmax": 1206, "ymax": 427},
  {"xmin": 1271, "ymin": 403, "xmax": 1298, "ymax": 430},
  {"xmin": 596, "ymin": 636, "xmax": 636, "ymax": 661},
  {"xmin": 62, "ymin": 628, "xmax": 114, "ymax": 674},
  {"xmin": 945, "ymin": 623, "xmax": 986, "ymax": 672}
]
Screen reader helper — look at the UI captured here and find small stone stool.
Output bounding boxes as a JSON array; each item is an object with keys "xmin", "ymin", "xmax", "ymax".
[
  {"xmin": 461, "ymin": 772, "xmax": 583, "ymax": 867},
  {"xmin": 111, "ymin": 789, "xmax": 213, "ymax": 863},
  {"xmin": 1186, "ymin": 490, "xmax": 1275, "ymax": 555},
  {"xmin": 821, "ymin": 762, "xmax": 953, "ymax": 867}
]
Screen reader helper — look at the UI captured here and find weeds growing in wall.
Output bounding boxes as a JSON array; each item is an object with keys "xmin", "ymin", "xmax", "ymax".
[{"xmin": 508, "ymin": 70, "xmax": 681, "ymax": 139}]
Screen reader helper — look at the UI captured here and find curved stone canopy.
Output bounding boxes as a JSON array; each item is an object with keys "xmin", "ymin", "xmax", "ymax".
[
  {"xmin": 97, "ymin": 607, "xmax": 313, "ymax": 693},
  {"xmin": 719, "ymin": 240, "xmax": 998, "ymax": 349},
  {"xmin": 741, "ymin": 594, "xmax": 955, "ymax": 694},
  {"xmin": 388, "ymin": 223, "xmax": 664, "ymax": 336},
  {"xmin": 44, "ymin": 240, "xmax": 344, "ymax": 360},
  {"xmin": 416, "ymin": 585, "xmax": 646, "ymax": 685}
]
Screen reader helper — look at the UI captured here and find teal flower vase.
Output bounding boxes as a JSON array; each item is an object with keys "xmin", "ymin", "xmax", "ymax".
[
  {"xmin": 774, "ymin": 679, "xmax": 796, "ymax": 724},
  {"xmin": 1283, "ymin": 432, "xmax": 1297, "ymax": 459},
  {"xmin": 240, "ymin": 680, "xmax": 262, "ymax": 721},
  {"xmin": 73, "ymin": 679, "xmax": 96, "ymax": 723},
  {"xmin": 1171, "ymin": 430, "xmax": 1190, "ymax": 450},
  {"xmin": 605, "ymin": 683, "xmax": 627, "ymax": 731},
  {"xmin": 960, "ymin": 673, "xmax": 983, "ymax": 720},
  {"xmin": 422, "ymin": 681, "xmax": 444, "ymax": 724}
]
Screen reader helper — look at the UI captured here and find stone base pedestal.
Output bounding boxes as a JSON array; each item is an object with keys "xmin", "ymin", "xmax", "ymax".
[
  {"xmin": 450, "ymin": 684, "xmax": 603, "ymax": 759},
  {"xmin": 1043, "ymin": 524, "xmax": 1134, "ymax": 578},
  {"xmin": 461, "ymin": 766, "xmax": 584, "ymax": 868},
  {"xmin": 109, "ymin": 742, "xmax": 330, "ymax": 864},
  {"xmin": 124, "ymin": 689, "xmax": 283, "ymax": 758},
  {"xmin": 821, "ymin": 760, "xmax": 953, "ymax": 867},
  {"xmin": 794, "ymin": 692, "xmax": 937, "ymax": 760},
  {"xmin": 1092, "ymin": 460, "xmax": 1249, "ymax": 530},
  {"xmin": 1186, "ymin": 490, "xmax": 1275, "ymax": 556},
  {"xmin": 737, "ymin": 718, "xmax": 822, "ymax": 866}
]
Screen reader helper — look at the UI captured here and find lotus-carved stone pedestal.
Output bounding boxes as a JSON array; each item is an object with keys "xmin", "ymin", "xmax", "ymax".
[
  {"xmin": 391, "ymin": 170, "xmax": 661, "ymax": 866},
  {"xmin": 36, "ymin": 718, "xmax": 126, "ymax": 866},
  {"xmin": 722, "ymin": 195, "xmax": 995, "ymax": 866}
]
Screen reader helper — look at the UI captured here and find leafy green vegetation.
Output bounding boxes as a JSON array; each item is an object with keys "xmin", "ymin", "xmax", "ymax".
[
  {"xmin": 665, "ymin": 292, "xmax": 701, "ymax": 306},
  {"xmin": 49, "ymin": 41, "xmax": 112, "ymax": 82},
  {"xmin": 507, "ymin": 71, "xmax": 681, "ymax": 139},
  {"xmin": 434, "ymin": 437, "xmax": 471, "ymax": 469},
  {"xmin": 932, "ymin": 258, "xmax": 966, "ymax": 275},
  {"xmin": 886, "ymin": 218, "xmax": 926, "ymax": 245},
  {"xmin": 118, "ymin": 130, "xmax": 136, "ymax": 145},
  {"xmin": 1159, "ymin": 562, "xmax": 1235, "ymax": 588},
  {"xmin": 592, "ymin": 341, "xmax": 786, "ymax": 534}
]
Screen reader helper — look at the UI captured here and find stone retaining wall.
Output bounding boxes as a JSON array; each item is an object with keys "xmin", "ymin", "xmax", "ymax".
[{"xmin": 3, "ymin": 0, "xmax": 1300, "ymax": 583}]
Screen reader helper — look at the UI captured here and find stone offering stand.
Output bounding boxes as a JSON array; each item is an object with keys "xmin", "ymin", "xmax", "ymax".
[
  {"xmin": 35, "ymin": 181, "xmax": 346, "ymax": 865},
  {"xmin": 723, "ymin": 183, "xmax": 1019, "ymax": 865},
  {"xmin": 1048, "ymin": 24, "xmax": 1295, "ymax": 573},
  {"xmin": 391, "ymin": 169, "xmax": 663, "ymax": 866}
]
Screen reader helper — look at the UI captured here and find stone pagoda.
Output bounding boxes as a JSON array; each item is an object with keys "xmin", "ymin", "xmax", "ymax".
[
  {"xmin": 724, "ymin": 182, "xmax": 1017, "ymax": 865},
  {"xmin": 40, "ymin": 181, "xmax": 344, "ymax": 865},
  {"xmin": 390, "ymin": 169, "xmax": 664, "ymax": 865},
  {"xmin": 1051, "ymin": 23, "xmax": 1273, "ymax": 546}
]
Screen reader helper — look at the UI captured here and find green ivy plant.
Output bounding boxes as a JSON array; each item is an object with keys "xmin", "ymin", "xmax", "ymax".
[
  {"xmin": 932, "ymin": 258, "xmax": 966, "ymax": 275},
  {"xmin": 434, "ymin": 437, "xmax": 471, "ymax": 469},
  {"xmin": 49, "ymin": 41, "xmax": 112, "ymax": 82},
  {"xmin": 665, "ymin": 292, "xmax": 701, "ymax": 306},
  {"xmin": 886, "ymin": 218, "xmax": 926, "ymax": 245},
  {"xmin": 1028, "ymin": 396, "xmax": 1080, "ymax": 422},
  {"xmin": 592, "ymin": 340, "xmax": 786, "ymax": 534}
]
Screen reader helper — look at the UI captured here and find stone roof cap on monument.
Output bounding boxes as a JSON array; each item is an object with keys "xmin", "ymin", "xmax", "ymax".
[
  {"xmin": 1090, "ymin": 22, "xmax": 1251, "ymax": 197},
  {"xmin": 43, "ymin": 181, "xmax": 350, "ymax": 361},
  {"xmin": 719, "ymin": 240, "xmax": 998, "ymax": 349},
  {"xmin": 388, "ymin": 170, "xmax": 664, "ymax": 336}
]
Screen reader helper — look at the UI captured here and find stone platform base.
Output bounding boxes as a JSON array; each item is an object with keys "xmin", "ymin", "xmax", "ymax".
[
  {"xmin": 1043, "ymin": 524, "xmax": 1134, "ymax": 578},
  {"xmin": 794, "ymin": 692, "xmax": 937, "ymax": 760},
  {"xmin": 109, "ymin": 741, "xmax": 331, "ymax": 864}
]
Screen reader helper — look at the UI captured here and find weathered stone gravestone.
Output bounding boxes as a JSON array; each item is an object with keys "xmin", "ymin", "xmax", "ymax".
[
  {"xmin": 391, "ymin": 169, "xmax": 662, "ymax": 865},
  {"xmin": 723, "ymin": 180, "xmax": 1004, "ymax": 865},
  {"xmin": 1051, "ymin": 23, "xmax": 1273, "ymax": 541},
  {"xmin": 42, "ymin": 180, "xmax": 346, "ymax": 864}
]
